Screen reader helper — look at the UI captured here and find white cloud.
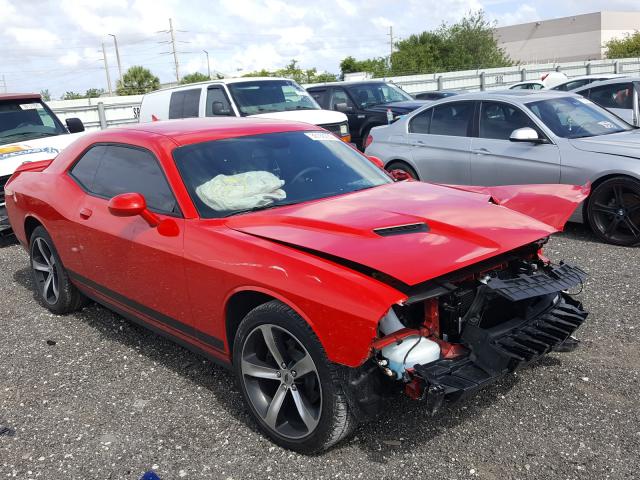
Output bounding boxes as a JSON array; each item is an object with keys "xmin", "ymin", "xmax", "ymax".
[{"xmin": 6, "ymin": 27, "xmax": 61, "ymax": 47}]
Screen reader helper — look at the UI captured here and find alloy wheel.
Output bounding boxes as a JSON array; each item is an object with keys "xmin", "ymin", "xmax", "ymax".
[
  {"xmin": 241, "ymin": 324, "xmax": 322, "ymax": 439},
  {"xmin": 590, "ymin": 183, "xmax": 640, "ymax": 245},
  {"xmin": 31, "ymin": 237, "xmax": 60, "ymax": 305}
]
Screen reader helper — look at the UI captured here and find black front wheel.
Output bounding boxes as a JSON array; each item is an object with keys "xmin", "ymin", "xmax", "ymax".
[
  {"xmin": 233, "ymin": 300, "xmax": 355, "ymax": 453},
  {"xmin": 587, "ymin": 177, "xmax": 640, "ymax": 246}
]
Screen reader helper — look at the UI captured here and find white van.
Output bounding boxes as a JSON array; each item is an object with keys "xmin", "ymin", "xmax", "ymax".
[{"xmin": 139, "ymin": 77, "xmax": 351, "ymax": 141}]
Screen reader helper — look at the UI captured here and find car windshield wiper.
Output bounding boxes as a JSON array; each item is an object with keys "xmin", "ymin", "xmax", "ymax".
[
  {"xmin": 0, "ymin": 131, "xmax": 59, "ymax": 141},
  {"xmin": 223, "ymin": 201, "xmax": 300, "ymax": 217}
]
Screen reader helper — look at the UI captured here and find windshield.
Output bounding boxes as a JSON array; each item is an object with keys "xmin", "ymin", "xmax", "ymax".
[
  {"xmin": 525, "ymin": 96, "xmax": 632, "ymax": 139},
  {"xmin": 0, "ymin": 99, "xmax": 67, "ymax": 143},
  {"xmin": 227, "ymin": 80, "xmax": 320, "ymax": 116},
  {"xmin": 173, "ymin": 130, "xmax": 392, "ymax": 218},
  {"xmin": 346, "ymin": 83, "xmax": 413, "ymax": 108}
]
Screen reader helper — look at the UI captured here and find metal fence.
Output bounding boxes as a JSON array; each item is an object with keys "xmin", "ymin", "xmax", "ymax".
[{"xmin": 49, "ymin": 57, "xmax": 640, "ymax": 130}]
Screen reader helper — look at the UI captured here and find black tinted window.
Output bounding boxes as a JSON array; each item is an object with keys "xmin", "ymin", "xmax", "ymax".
[
  {"xmin": 72, "ymin": 145, "xmax": 177, "ymax": 213},
  {"xmin": 430, "ymin": 102, "xmax": 473, "ymax": 136},
  {"xmin": 588, "ymin": 83, "xmax": 633, "ymax": 110},
  {"xmin": 205, "ymin": 87, "xmax": 233, "ymax": 116},
  {"xmin": 169, "ymin": 89, "xmax": 201, "ymax": 119},
  {"xmin": 70, "ymin": 146, "xmax": 105, "ymax": 190},
  {"xmin": 479, "ymin": 102, "xmax": 536, "ymax": 140},
  {"xmin": 409, "ymin": 109, "xmax": 432, "ymax": 134},
  {"xmin": 309, "ymin": 89, "xmax": 329, "ymax": 108}
]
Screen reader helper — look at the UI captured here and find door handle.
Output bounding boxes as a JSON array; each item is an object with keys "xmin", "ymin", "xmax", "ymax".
[
  {"xmin": 79, "ymin": 208, "xmax": 93, "ymax": 219},
  {"xmin": 472, "ymin": 148, "xmax": 490, "ymax": 154}
]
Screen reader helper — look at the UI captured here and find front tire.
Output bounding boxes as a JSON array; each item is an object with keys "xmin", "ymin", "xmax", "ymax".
[
  {"xmin": 586, "ymin": 177, "xmax": 640, "ymax": 246},
  {"xmin": 233, "ymin": 300, "xmax": 356, "ymax": 453},
  {"xmin": 29, "ymin": 226, "xmax": 86, "ymax": 314}
]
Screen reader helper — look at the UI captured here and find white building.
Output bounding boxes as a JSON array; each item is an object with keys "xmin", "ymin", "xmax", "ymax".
[{"xmin": 494, "ymin": 11, "xmax": 640, "ymax": 64}]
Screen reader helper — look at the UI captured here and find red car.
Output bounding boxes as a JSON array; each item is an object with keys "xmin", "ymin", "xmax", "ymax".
[{"xmin": 6, "ymin": 118, "xmax": 589, "ymax": 453}]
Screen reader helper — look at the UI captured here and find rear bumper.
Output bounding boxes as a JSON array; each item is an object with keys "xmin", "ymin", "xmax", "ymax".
[{"xmin": 413, "ymin": 293, "xmax": 588, "ymax": 411}]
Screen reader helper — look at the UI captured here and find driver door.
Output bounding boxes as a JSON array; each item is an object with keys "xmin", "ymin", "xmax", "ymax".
[
  {"xmin": 470, "ymin": 101, "xmax": 560, "ymax": 186},
  {"xmin": 66, "ymin": 144, "xmax": 192, "ymax": 331}
]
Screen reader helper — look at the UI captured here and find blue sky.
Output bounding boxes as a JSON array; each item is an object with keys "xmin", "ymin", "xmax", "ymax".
[{"xmin": 1, "ymin": 0, "xmax": 638, "ymax": 98}]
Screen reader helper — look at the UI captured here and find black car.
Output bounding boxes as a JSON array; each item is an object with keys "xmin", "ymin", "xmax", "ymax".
[{"xmin": 307, "ymin": 81, "xmax": 428, "ymax": 150}]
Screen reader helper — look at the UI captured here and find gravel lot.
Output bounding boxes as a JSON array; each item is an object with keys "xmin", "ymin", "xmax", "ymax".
[{"xmin": 1, "ymin": 224, "xmax": 639, "ymax": 480}]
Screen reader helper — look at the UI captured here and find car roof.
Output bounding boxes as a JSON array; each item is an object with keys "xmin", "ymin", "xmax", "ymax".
[
  {"xmin": 0, "ymin": 92, "xmax": 41, "ymax": 101},
  {"xmin": 85, "ymin": 117, "xmax": 323, "ymax": 147},
  {"xmin": 571, "ymin": 76, "xmax": 640, "ymax": 91},
  {"xmin": 433, "ymin": 89, "xmax": 579, "ymax": 103},
  {"xmin": 307, "ymin": 80, "xmax": 393, "ymax": 89},
  {"xmin": 145, "ymin": 77, "xmax": 297, "ymax": 95}
]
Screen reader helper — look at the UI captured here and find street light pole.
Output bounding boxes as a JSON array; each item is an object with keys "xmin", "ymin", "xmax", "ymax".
[
  {"xmin": 108, "ymin": 34, "xmax": 123, "ymax": 83},
  {"xmin": 101, "ymin": 42, "xmax": 112, "ymax": 96},
  {"xmin": 203, "ymin": 50, "xmax": 211, "ymax": 79}
]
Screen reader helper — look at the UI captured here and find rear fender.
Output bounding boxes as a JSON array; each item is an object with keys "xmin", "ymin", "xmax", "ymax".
[
  {"xmin": 444, "ymin": 183, "xmax": 590, "ymax": 231},
  {"xmin": 4, "ymin": 159, "xmax": 54, "ymax": 191}
]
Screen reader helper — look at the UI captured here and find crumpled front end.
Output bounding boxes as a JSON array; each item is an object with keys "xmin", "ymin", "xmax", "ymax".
[
  {"xmin": 0, "ymin": 174, "xmax": 12, "ymax": 235},
  {"xmin": 344, "ymin": 247, "xmax": 589, "ymax": 418}
]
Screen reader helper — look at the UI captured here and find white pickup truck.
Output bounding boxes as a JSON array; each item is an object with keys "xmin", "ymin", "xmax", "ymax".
[
  {"xmin": 139, "ymin": 77, "xmax": 351, "ymax": 142},
  {"xmin": 0, "ymin": 93, "xmax": 85, "ymax": 234}
]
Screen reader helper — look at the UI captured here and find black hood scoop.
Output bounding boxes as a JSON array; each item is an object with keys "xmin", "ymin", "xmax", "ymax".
[{"xmin": 373, "ymin": 222, "xmax": 429, "ymax": 237}]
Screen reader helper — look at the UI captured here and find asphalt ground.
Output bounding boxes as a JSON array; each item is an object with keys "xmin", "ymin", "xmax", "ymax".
[{"xmin": 1, "ymin": 223, "xmax": 639, "ymax": 480}]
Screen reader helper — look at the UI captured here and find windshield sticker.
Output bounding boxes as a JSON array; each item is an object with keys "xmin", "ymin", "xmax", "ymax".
[
  {"xmin": 0, "ymin": 145, "xmax": 59, "ymax": 160},
  {"xmin": 304, "ymin": 132, "xmax": 340, "ymax": 142},
  {"xmin": 597, "ymin": 121, "xmax": 616, "ymax": 129},
  {"xmin": 19, "ymin": 103, "xmax": 39, "ymax": 110}
]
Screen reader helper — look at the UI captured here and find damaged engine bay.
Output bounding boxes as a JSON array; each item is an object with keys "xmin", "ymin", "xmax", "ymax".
[{"xmin": 347, "ymin": 241, "xmax": 589, "ymax": 418}]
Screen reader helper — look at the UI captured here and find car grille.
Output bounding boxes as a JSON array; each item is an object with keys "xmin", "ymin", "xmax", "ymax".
[{"xmin": 0, "ymin": 175, "xmax": 10, "ymax": 207}]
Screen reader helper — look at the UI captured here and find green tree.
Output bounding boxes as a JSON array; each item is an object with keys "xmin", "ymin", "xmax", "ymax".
[
  {"xmin": 605, "ymin": 31, "xmax": 640, "ymax": 58},
  {"xmin": 180, "ymin": 72, "xmax": 210, "ymax": 84},
  {"xmin": 40, "ymin": 89, "xmax": 51, "ymax": 101},
  {"xmin": 116, "ymin": 66, "xmax": 160, "ymax": 96},
  {"xmin": 85, "ymin": 88, "xmax": 104, "ymax": 98},
  {"xmin": 62, "ymin": 91, "xmax": 84, "ymax": 100},
  {"xmin": 341, "ymin": 11, "xmax": 511, "ymax": 77},
  {"xmin": 243, "ymin": 60, "xmax": 338, "ymax": 84}
]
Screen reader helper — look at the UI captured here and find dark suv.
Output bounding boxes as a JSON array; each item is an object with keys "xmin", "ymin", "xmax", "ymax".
[{"xmin": 307, "ymin": 81, "xmax": 428, "ymax": 150}]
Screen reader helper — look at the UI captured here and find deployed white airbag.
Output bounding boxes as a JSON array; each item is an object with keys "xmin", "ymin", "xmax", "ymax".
[{"xmin": 195, "ymin": 171, "xmax": 286, "ymax": 211}]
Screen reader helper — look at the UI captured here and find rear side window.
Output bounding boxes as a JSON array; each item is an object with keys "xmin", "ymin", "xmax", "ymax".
[
  {"xmin": 70, "ymin": 145, "xmax": 177, "ymax": 214},
  {"xmin": 408, "ymin": 109, "xmax": 432, "ymax": 134},
  {"xmin": 308, "ymin": 89, "xmax": 329, "ymax": 109},
  {"xmin": 588, "ymin": 83, "xmax": 634, "ymax": 110},
  {"xmin": 429, "ymin": 102, "xmax": 474, "ymax": 137},
  {"xmin": 169, "ymin": 89, "xmax": 201, "ymax": 119}
]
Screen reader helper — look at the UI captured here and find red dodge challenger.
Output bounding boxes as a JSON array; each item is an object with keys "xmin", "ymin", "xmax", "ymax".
[{"xmin": 5, "ymin": 118, "xmax": 589, "ymax": 453}]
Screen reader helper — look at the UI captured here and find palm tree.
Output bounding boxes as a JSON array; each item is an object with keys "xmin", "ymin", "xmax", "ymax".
[{"xmin": 116, "ymin": 66, "xmax": 160, "ymax": 96}]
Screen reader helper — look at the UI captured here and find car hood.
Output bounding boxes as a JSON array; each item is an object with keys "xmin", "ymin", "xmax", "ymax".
[
  {"xmin": 0, "ymin": 132, "xmax": 85, "ymax": 176},
  {"xmin": 569, "ymin": 130, "xmax": 640, "ymax": 159},
  {"xmin": 250, "ymin": 109, "xmax": 348, "ymax": 126},
  {"xmin": 225, "ymin": 182, "xmax": 587, "ymax": 287},
  {"xmin": 366, "ymin": 100, "xmax": 429, "ymax": 115}
]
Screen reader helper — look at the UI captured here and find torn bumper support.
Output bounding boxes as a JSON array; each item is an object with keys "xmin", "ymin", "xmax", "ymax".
[{"xmin": 413, "ymin": 293, "xmax": 588, "ymax": 413}]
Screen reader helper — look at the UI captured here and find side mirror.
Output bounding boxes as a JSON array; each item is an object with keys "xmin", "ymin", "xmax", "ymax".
[
  {"xmin": 366, "ymin": 155, "xmax": 385, "ymax": 169},
  {"xmin": 66, "ymin": 117, "xmax": 85, "ymax": 133},
  {"xmin": 509, "ymin": 127, "xmax": 542, "ymax": 143},
  {"xmin": 335, "ymin": 102, "xmax": 353, "ymax": 113},
  {"xmin": 212, "ymin": 101, "xmax": 230, "ymax": 116},
  {"xmin": 108, "ymin": 193, "xmax": 159, "ymax": 227}
]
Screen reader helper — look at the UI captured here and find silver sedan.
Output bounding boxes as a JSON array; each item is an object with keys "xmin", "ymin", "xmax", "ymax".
[{"xmin": 365, "ymin": 90, "xmax": 640, "ymax": 246}]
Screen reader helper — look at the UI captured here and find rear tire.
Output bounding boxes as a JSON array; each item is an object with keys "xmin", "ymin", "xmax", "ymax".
[
  {"xmin": 29, "ymin": 226, "xmax": 87, "ymax": 314},
  {"xmin": 386, "ymin": 161, "xmax": 419, "ymax": 180},
  {"xmin": 233, "ymin": 300, "xmax": 356, "ymax": 453},
  {"xmin": 586, "ymin": 177, "xmax": 640, "ymax": 246}
]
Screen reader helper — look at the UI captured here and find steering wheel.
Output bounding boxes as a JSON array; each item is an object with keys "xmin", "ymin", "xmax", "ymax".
[{"xmin": 290, "ymin": 166, "xmax": 323, "ymax": 186}]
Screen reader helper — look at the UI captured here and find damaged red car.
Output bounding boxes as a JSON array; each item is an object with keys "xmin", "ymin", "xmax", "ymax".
[{"xmin": 5, "ymin": 118, "xmax": 589, "ymax": 453}]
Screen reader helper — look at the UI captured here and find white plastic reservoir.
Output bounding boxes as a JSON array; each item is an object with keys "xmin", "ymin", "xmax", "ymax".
[{"xmin": 381, "ymin": 335, "xmax": 441, "ymax": 379}]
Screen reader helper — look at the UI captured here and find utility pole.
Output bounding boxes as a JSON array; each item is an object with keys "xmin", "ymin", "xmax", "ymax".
[
  {"xmin": 101, "ymin": 42, "xmax": 113, "ymax": 96},
  {"xmin": 169, "ymin": 18, "xmax": 180, "ymax": 82},
  {"xmin": 203, "ymin": 50, "xmax": 211, "ymax": 79},
  {"xmin": 108, "ymin": 34, "xmax": 123, "ymax": 82},
  {"xmin": 388, "ymin": 26, "xmax": 394, "ymax": 69}
]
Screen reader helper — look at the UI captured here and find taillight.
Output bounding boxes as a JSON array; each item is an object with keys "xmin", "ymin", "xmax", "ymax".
[
  {"xmin": 541, "ymin": 73, "xmax": 549, "ymax": 81},
  {"xmin": 364, "ymin": 134, "xmax": 373, "ymax": 149}
]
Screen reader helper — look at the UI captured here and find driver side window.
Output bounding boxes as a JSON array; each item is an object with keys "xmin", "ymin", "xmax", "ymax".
[
  {"xmin": 479, "ymin": 102, "xmax": 536, "ymax": 140},
  {"xmin": 329, "ymin": 88, "xmax": 354, "ymax": 110},
  {"xmin": 206, "ymin": 87, "xmax": 233, "ymax": 116}
]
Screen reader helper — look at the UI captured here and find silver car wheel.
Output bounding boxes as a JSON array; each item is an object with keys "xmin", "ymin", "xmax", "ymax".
[
  {"xmin": 31, "ymin": 237, "xmax": 60, "ymax": 305},
  {"xmin": 241, "ymin": 324, "xmax": 322, "ymax": 439}
]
